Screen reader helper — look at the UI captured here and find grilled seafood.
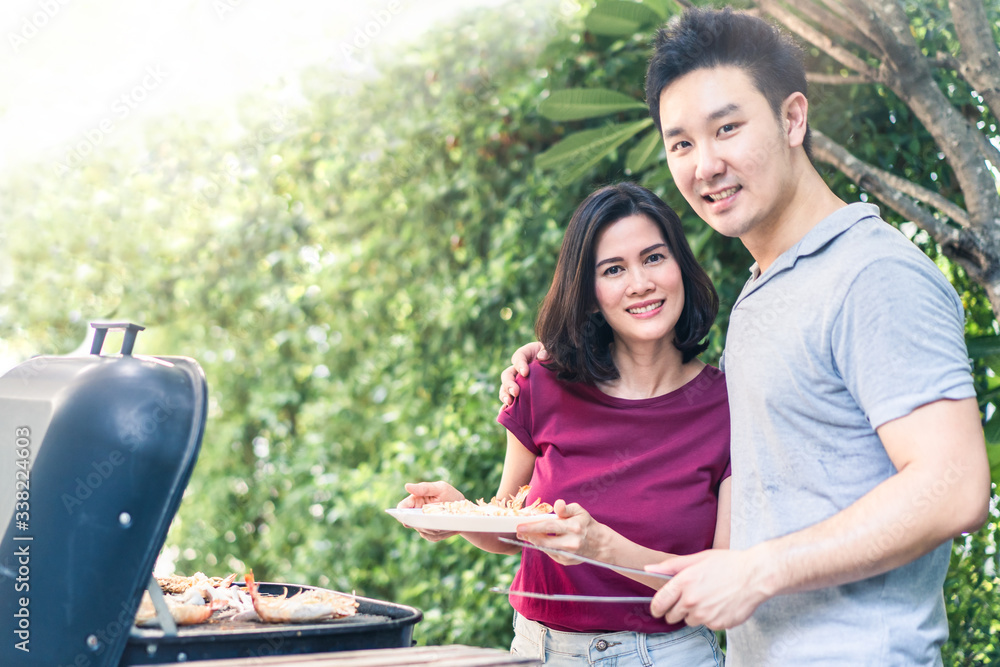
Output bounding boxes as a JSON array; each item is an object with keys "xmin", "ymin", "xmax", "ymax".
[
  {"xmin": 422, "ymin": 484, "xmax": 553, "ymax": 516},
  {"xmin": 245, "ymin": 570, "xmax": 358, "ymax": 623},
  {"xmin": 157, "ymin": 571, "xmax": 237, "ymax": 595},
  {"xmin": 134, "ymin": 591, "xmax": 224, "ymax": 627},
  {"xmin": 135, "ymin": 570, "xmax": 357, "ymax": 627},
  {"xmin": 137, "ymin": 572, "xmax": 246, "ymax": 627}
]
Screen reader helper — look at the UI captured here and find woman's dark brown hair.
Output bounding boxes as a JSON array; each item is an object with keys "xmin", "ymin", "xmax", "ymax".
[{"xmin": 536, "ymin": 182, "xmax": 718, "ymax": 384}]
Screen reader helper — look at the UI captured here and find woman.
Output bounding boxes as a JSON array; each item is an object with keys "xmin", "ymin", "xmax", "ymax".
[{"xmin": 400, "ymin": 183, "xmax": 729, "ymax": 666}]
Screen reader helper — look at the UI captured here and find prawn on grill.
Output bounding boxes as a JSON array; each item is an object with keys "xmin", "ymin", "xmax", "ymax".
[
  {"xmin": 134, "ymin": 591, "xmax": 224, "ymax": 627},
  {"xmin": 244, "ymin": 570, "xmax": 359, "ymax": 623},
  {"xmin": 157, "ymin": 571, "xmax": 238, "ymax": 595}
]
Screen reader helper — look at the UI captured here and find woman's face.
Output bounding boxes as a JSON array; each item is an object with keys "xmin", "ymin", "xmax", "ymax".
[{"xmin": 593, "ymin": 214, "xmax": 685, "ymax": 347}]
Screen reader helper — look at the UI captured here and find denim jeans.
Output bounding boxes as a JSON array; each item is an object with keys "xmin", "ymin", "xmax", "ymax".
[{"xmin": 511, "ymin": 611, "xmax": 725, "ymax": 666}]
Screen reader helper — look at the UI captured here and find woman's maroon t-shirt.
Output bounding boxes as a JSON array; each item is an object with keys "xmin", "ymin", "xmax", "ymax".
[{"xmin": 497, "ymin": 361, "xmax": 731, "ymax": 634}]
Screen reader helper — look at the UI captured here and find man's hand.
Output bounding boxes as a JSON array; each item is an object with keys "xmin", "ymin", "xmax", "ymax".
[
  {"xmin": 499, "ymin": 342, "xmax": 547, "ymax": 406},
  {"xmin": 397, "ymin": 481, "xmax": 464, "ymax": 542},
  {"xmin": 648, "ymin": 548, "xmax": 771, "ymax": 630}
]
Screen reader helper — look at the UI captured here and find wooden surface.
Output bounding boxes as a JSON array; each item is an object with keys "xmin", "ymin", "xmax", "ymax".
[{"xmin": 158, "ymin": 644, "xmax": 541, "ymax": 666}]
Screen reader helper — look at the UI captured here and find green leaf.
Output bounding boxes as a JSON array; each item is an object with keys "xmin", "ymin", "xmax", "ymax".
[
  {"xmin": 966, "ymin": 335, "xmax": 1000, "ymax": 358},
  {"xmin": 539, "ymin": 89, "xmax": 647, "ymax": 121},
  {"xmin": 640, "ymin": 0, "xmax": 676, "ymax": 20},
  {"xmin": 535, "ymin": 119, "xmax": 654, "ymax": 183},
  {"xmin": 986, "ymin": 440, "xmax": 1000, "ymax": 483},
  {"xmin": 585, "ymin": 1, "xmax": 664, "ymax": 36},
  {"xmin": 625, "ymin": 127, "xmax": 664, "ymax": 173},
  {"xmin": 985, "ymin": 413, "xmax": 1000, "ymax": 446},
  {"xmin": 689, "ymin": 225, "xmax": 715, "ymax": 260}
]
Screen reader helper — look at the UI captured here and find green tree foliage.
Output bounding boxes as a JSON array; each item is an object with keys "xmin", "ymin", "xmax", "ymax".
[
  {"xmin": 1, "ymin": 0, "xmax": 588, "ymax": 649},
  {"xmin": 2, "ymin": 0, "xmax": 998, "ymax": 658},
  {"xmin": 160, "ymin": 4, "xmax": 594, "ymax": 646}
]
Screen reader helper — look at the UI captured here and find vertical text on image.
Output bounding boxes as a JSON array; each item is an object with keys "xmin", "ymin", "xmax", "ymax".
[{"xmin": 13, "ymin": 426, "xmax": 33, "ymax": 653}]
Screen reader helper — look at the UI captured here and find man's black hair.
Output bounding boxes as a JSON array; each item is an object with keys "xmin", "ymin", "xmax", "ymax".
[{"xmin": 645, "ymin": 7, "xmax": 812, "ymax": 158}]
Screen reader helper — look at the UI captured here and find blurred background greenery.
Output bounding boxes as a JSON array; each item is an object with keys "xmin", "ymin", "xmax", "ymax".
[{"xmin": 2, "ymin": 0, "xmax": 999, "ymax": 660}]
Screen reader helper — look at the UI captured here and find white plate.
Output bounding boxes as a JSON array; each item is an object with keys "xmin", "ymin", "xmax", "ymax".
[{"xmin": 385, "ymin": 508, "xmax": 556, "ymax": 533}]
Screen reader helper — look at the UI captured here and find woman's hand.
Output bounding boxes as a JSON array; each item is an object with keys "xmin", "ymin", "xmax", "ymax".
[
  {"xmin": 399, "ymin": 481, "xmax": 464, "ymax": 508},
  {"xmin": 499, "ymin": 342, "xmax": 548, "ymax": 407},
  {"xmin": 397, "ymin": 481, "xmax": 464, "ymax": 542},
  {"xmin": 518, "ymin": 499, "xmax": 678, "ymax": 590},
  {"xmin": 514, "ymin": 499, "xmax": 604, "ymax": 564}
]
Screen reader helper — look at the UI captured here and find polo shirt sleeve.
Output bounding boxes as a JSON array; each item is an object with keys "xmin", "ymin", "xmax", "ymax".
[{"xmin": 831, "ymin": 255, "xmax": 975, "ymax": 430}]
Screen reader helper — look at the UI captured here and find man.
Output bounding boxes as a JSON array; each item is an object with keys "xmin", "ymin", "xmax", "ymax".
[{"xmin": 502, "ymin": 7, "xmax": 990, "ymax": 665}]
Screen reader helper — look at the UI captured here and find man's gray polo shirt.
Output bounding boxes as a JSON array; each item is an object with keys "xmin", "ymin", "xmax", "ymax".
[{"xmin": 723, "ymin": 203, "xmax": 974, "ymax": 666}]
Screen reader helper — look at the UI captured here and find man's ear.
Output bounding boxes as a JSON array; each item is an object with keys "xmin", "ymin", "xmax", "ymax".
[{"xmin": 783, "ymin": 92, "xmax": 808, "ymax": 149}]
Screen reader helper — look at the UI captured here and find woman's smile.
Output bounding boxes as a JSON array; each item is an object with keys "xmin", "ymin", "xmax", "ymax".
[{"xmin": 627, "ymin": 299, "xmax": 665, "ymax": 317}]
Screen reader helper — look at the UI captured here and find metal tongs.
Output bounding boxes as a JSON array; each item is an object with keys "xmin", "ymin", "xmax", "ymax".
[{"xmin": 490, "ymin": 537, "xmax": 672, "ymax": 603}]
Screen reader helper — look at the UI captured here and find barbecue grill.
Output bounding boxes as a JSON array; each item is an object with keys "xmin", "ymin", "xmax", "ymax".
[{"xmin": 0, "ymin": 323, "xmax": 421, "ymax": 667}]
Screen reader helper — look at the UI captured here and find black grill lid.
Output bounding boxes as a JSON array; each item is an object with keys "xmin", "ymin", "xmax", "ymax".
[{"xmin": 0, "ymin": 323, "xmax": 207, "ymax": 667}]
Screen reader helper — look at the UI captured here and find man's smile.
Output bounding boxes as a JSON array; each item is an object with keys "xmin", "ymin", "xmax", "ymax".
[{"xmin": 704, "ymin": 185, "xmax": 741, "ymax": 202}]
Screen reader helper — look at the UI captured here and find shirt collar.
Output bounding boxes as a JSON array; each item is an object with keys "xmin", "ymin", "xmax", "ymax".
[{"xmin": 746, "ymin": 202, "xmax": 881, "ymax": 282}]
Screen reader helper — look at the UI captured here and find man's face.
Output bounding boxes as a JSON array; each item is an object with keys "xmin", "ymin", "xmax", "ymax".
[{"xmin": 657, "ymin": 65, "xmax": 797, "ymax": 245}]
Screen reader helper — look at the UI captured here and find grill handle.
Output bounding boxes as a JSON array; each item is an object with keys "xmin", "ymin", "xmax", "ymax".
[
  {"xmin": 90, "ymin": 322, "xmax": 146, "ymax": 356},
  {"xmin": 145, "ymin": 575, "xmax": 179, "ymax": 636}
]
